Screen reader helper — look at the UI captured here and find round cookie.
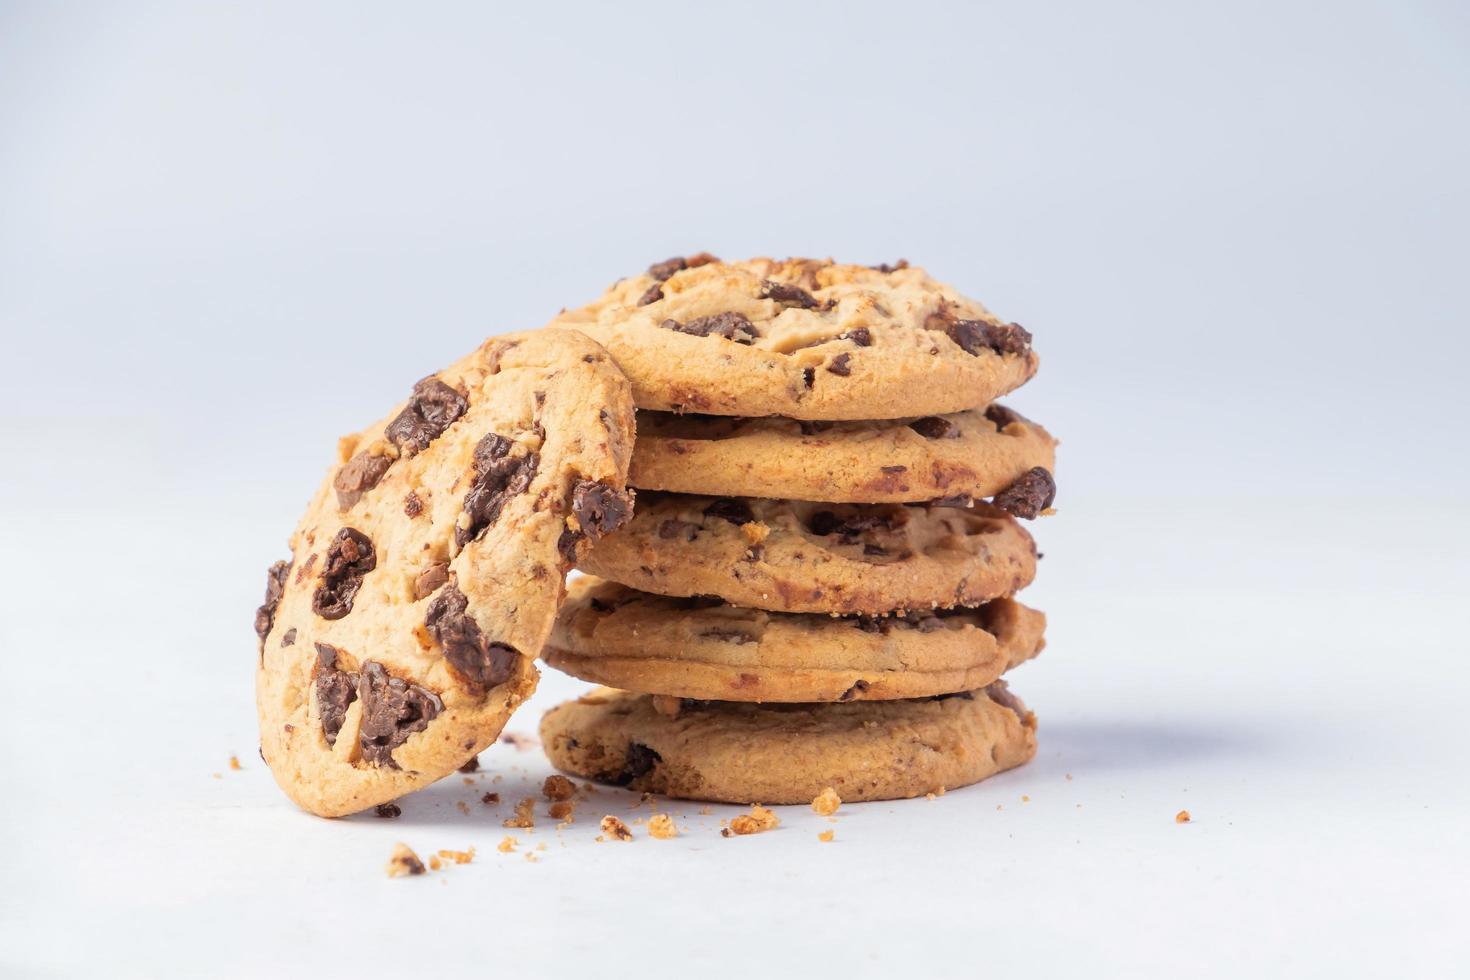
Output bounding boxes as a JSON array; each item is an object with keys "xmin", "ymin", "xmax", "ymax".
[
  {"xmin": 577, "ymin": 492, "xmax": 1037, "ymax": 615},
  {"xmin": 540, "ymin": 682, "xmax": 1038, "ymax": 804},
  {"xmin": 545, "ymin": 577, "xmax": 1046, "ymax": 702},
  {"xmin": 255, "ymin": 330, "xmax": 637, "ymax": 817},
  {"xmin": 629, "ymin": 403, "xmax": 1057, "ymax": 505},
  {"xmin": 551, "ymin": 255, "xmax": 1038, "ymax": 420}
]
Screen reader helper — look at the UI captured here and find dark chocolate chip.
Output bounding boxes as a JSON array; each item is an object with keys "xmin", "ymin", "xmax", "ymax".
[
  {"xmin": 280, "ymin": 628, "xmax": 297, "ymax": 647},
  {"xmin": 802, "ymin": 367, "xmax": 815, "ymax": 388},
  {"xmin": 839, "ymin": 327, "xmax": 873, "ymax": 347},
  {"xmin": 404, "ymin": 491, "xmax": 423, "ymax": 518},
  {"xmin": 984, "ymin": 404, "xmax": 1029, "ymax": 431},
  {"xmin": 826, "ymin": 352, "xmax": 852, "ymax": 376},
  {"xmin": 333, "ymin": 451, "xmax": 392, "ymax": 510},
  {"xmin": 375, "ymin": 803, "xmax": 402, "ymax": 818},
  {"xmin": 908, "ymin": 416, "xmax": 960, "ymax": 439},
  {"xmin": 807, "ymin": 509, "xmax": 898, "ymax": 539},
  {"xmin": 254, "ymin": 559, "xmax": 290, "ymax": 644},
  {"xmin": 457, "ymin": 433, "xmax": 539, "ymax": 548},
  {"xmin": 613, "ymin": 742, "xmax": 660, "ymax": 786},
  {"xmin": 703, "ymin": 498, "xmax": 755, "ymax": 526},
  {"xmin": 637, "ymin": 283, "xmax": 664, "ymax": 305},
  {"xmin": 556, "ymin": 528, "xmax": 580, "ymax": 565},
  {"xmin": 991, "ymin": 467, "xmax": 1056, "ymax": 520},
  {"xmin": 660, "ymin": 312, "xmax": 759, "ymax": 345},
  {"xmin": 458, "ymin": 757, "xmax": 480, "ymax": 773},
  {"xmin": 312, "ymin": 644, "xmax": 357, "ymax": 747},
  {"xmin": 871, "ymin": 260, "xmax": 909, "ymax": 273},
  {"xmin": 647, "ymin": 252, "xmax": 718, "ymax": 281},
  {"xmin": 759, "ymin": 279, "xmax": 821, "ymax": 309},
  {"xmin": 948, "ymin": 319, "xmax": 1033, "ymax": 357},
  {"xmin": 312, "ymin": 528, "xmax": 376, "ymax": 620},
  {"xmin": 412, "ymin": 561, "xmax": 449, "ymax": 601},
  {"xmin": 385, "ymin": 377, "xmax": 468, "ymax": 458},
  {"xmin": 570, "ymin": 480, "xmax": 634, "ymax": 542},
  {"xmin": 356, "ymin": 661, "xmax": 443, "ymax": 768},
  {"xmin": 425, "ymin": 582, "xmax": 518, "ymax": 691},
  {"xmin": 698, "ymin": 627, "xmax": 755, "ymax": 644}
]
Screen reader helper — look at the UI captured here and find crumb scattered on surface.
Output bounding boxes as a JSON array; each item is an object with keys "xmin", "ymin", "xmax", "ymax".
[
  {"xmin": 386, "ymin": 843, "xmax": 425, "ymax": 878},
  {"xmin": 1065, "ymin": 773, "xmax": 1073, "ymax": 781},
  {"xmin": 722, "ymin": 805, "xmax": 780, "ymax": 837},
  {"xmin": 498, "ymin": 836, "xmax": 518, "ymax": 853},
  {"xmin": 456, "ymin": 801, "xmax": 471, "ymax": 816},
  {"xmin": 699, "ymin": 806, "xmax": 712, "ymax": 816},
  {"xmin": 524, "ymin": 852, "xmax": 539, "ymax": 862},
  {"xmin": 428, "ymin": 855, "xmax": 442, "ymax": 871},
  {"xmin": 462, "ymin": 777, "xmax": 475, "ymax": 785},
  {"xmin": 812, "ymin": 787, "xmax": 841, "ymax": 816},
  {"xmin": 228, "ymin": 755, "xmax": 241, "ymax": 771},
  {"xmin": 459, "ymin": 757, "xmax": 480, "ymax": 773},
  {"xmin": 501, "ymin": 731, "xmax": 538, "ymax": 752},
  {"xmin": 481, "ymin": 792, "xmax": 500, "ymax": 806},
  {"xmin": 504, "ymin": 797, "xmax": 536, "ymax": 828},
  {"xmin": 548, "ymin": 800, "xmax": 575, "ymax": 821},
  {"xmin": 543, "ymin": 774, "xmax": 576, "ymax": 801},
  {"xmin": 375, "ymin": 803, "xmax": 401, "ymax": 819},
  {"xmin": 211, "ymin": 773, "xmax": 222, "ymax": 779},
  {"xmin": 647, "ymin": 814, "xmax": 678, "ymax": 839},
  {"xmin": 1021, "ymin": 795, "xmax": 1030, "ymax": 803},
  {"xmin": 818, "ymin": 829, "xmax": 835, "ymax": 843},
  {"xmin": 601, "ymin": 815, "xmax": 634, "ymax": 841},
  {"xmin": 1176, "ymin": 810, "xmax": 1192, "ymax": 824},
  {"xmin": 437, "ymin": 847, "xmax": 475, "ymax": 865}
]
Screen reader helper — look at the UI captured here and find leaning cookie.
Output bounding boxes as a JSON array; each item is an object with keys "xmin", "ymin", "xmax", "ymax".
[
  {"xmin": 577, "ymin": 493, "xmax": 1037, "ymax": 615},
  {"xmin": 540, "ymin": 682, "xmax": 1038, "ymax": 804},
  {"xmin": 629, "ymin": 404, "xmax": 1057, "ymax": 506},
  {"xmin": 552, "ymin": 255, "xmax": 1038, "ymax": 420},
  {"xmin": 254, "ymin": 330, "xmax": 636, "ymax": 817},
  {"xmin": 545, "ymin": 577, "xmax": 1046, "ymax": 702}
]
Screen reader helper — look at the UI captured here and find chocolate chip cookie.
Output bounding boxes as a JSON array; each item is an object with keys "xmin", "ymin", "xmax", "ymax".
[
  {"xmin": 255, "ymin": 330, "xmax": 636, "ymax": 817},
  {"xmin": 545, "ymin": 577, "xmax": 1046, "ymax": 702},
  {"xmin": 540, "ymin": 682, "xmax": 1038, "ymax": 804},
  {"xmin": 551, "ymin": 256, "xmax": 1038, "ymax": 420},
  {"xmin": 577, "ymin": 493, "xmax": 1037, "ymax": 615},
  {"xmin": 629, "ymin": 404, "xmax": 1057, "ymax": 505}
]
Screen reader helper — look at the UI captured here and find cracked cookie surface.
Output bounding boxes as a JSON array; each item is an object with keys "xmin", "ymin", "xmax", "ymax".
[
  {"xmin": 255, "ymin": 330, "xmax": 636, "ymax": 817},
  {"xmin": 629, "ymin": 403, "xmax": 1056, "ymax": 504},
  {"xmin": 546, "ymin": 577, "xmax": 1046, "ymax": 702},
  {"xmin": 540, "ymin": 682, "xmax": 1037, "ymax": 804},
  {"xmin": 551, "ymin": 256, "xmax": 1039, "ymax": 420},
  {"xmin": 578, "ymin": 492, "xmax": 1037, "ymax": 615}
]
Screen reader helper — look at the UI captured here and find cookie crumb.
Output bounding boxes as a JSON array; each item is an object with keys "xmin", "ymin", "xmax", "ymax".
[
  {"xmin": 601, "ymin": 815, "xmax": 634, "ymax": 841},
  {"xmin": 458, "ymin": 757, "xmax": 480, "ymax": 773},
  {"xmin": 456, "ymin": 801, "xmax": 470, "ymax": 816},
  {"xmin": 374, "ymin": 803, "xmax": 402, "ymax": 819},
  {"xmin": 481, "ymin": 792, "xmax": 500, "ymax": 805},
  {"xmin": 228, "ymin": 755, "xmax": 242, "ymax": 771},
  {"xmin": 1176, "ymin": 810, "xmax": 1192, "ymax": 824},
  {"xmin": 548, "ymin": 800, "xmax": 575, "ymax": 821},
  {"xmin": 428, "ymin": 855, "xmax": 443, "ymax": 871},
  {"xmin": 543, "ymin": 774, "xmax": 576, "ymax": 801},
  {"xmin": 498, "ymin": 836, "xmax": 518, "ymax": 853},
  {"xmin": 504, "ymin": 797, "xmax": 536, "ymax": 828},
  {"xmin": 811, "ymin": 787, "xmax": 841, "ymax": 816},
  {"xmin": 647, "ymin": 814, "xmax": 678, "ymax": 839},
  {"xmin": 723, "ymin": 805, "xmax": 780, "ymax": 837},
  {"xmin": 437, "ymin": 847, "xmax": 475, "ymax": 865},
  {"xmin": 818, "ymin": 829, "xmax": 835, "ymax": 843},
  {"xmin": 386, "ymin": 843, "xmax": 425, "ymax": 878},
  {"xmin": 524, "ymin": 851, "xmax": 539, "ymax": 863},
  {"xmin": 698, "ymin": 806, "xmax": 712, "ymax": 816},
  {"xmin": 1021, "ymin": 795, "xmax": 1030, "ymax": 803},
  {"xmin": 501, "ymin": 731, "xmax": 538, "ymax": 752},
  {"xmin": 1065, "ymin": 773, "xmax": 1073, "ymax": 781}
]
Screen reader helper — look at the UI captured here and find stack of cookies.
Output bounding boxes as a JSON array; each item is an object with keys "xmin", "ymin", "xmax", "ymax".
[{"xmin": 540, "ymin": 256, "xmax": 1056, "ymax": 804}]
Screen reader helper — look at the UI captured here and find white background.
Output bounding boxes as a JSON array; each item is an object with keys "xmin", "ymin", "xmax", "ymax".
[{"xmin": 2, "ymin": 2, "xmax": 1467, "ymax": 977}]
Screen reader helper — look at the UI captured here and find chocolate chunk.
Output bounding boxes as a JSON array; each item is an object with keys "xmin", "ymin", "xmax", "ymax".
[
  {"xmin": 853, "ymin": 615, "xmax": 889, "ymax": 635},
  {"xmin": 356, "ymin": 661, "xmax": 443, "ymax": 768},
  {"xmin": 648, "ymin": 253, "xmax": 718, "ymax": 281},
  {"xmin": 457, "ymin": 433, "xmax": 539, "ymax": 548},
  {"xmin": 312, "ymin": 644, "xmax": 357, "ymax": 747},
  {"xmin": 984, "ymin": 404, "xmax": 1029, "ymax": 431},
  {"xmin": 802, "ymin": 367, "xmax": 815, "ymax": 388},
  {"xmin": 991, "ymin": 467, "xmax": 1056, "ymax": 520},
  {"xmin": 658, "ymin": 519, "xmax": 699, "ymax": 541},
  {"xmin": 404, "ymin": 491, "xmax": 423, "ymax": 517},
  {"xmin": 660, "ymin": 312, "xmax": 759, "ymax": 345},
  {"xmin": 333, "ymin": 451, "xmax": 392, "ymax": 510},
  {"xmin": 839, "ymin": 327, "xmax": 873, "ymax": 347},
  {"xmin": 759, "ymin": 280, "xmax": 821, "ymax": 309},
  {"xmin": 412, "ymin": 561, "xmax": 449, "ymax": 600},
  {"xmin": 871, "ymin": 260, "xmax": 909, "ymax": 273},
  {"xmin": 909, "ymin": 416, "xmax": 960, "ymax": 439},
  {"xmin": 458, "ymin": 757, "xmax": 480, "ymax": 774},
  {"xmin": 424, "ymin": 582, "xmax": 518, "ymax": 691},
  {"xmin": 280, "ymin": 628, "xmax": 297, "ymax": 647},
  {"xmin": 698, "ymin": 627, "xmax": 755, "ymax": 644},
  {"xmin": 703, "ymin": 498, "xmax": 755, "ymax": 526},
  {"xmin": 948, "ymin": 319, "xmax": 1033, "ymax": 357},
  {"xmin": 254, "ymin": 560, "xmax": 290, "ymax": 643},
  {"xmin": 375, "ymin": 803, "xmax": 402, "ymax": 818},
  {"xmin": 312, "ymin": 528, "xmax": 376, "ymax": 620},
  {"xmin": 807, "ymin": 509, "xmax": 899, "ymax": 539},
  {"xmin": 556, "ymin": 528, "xmax": 580, "ymax": 565},
  {"xmin": 637, "ymin": 283, "xmax": 664, "ymax": 305},
  {"xmin": 826, "ymin": 352, "xmax": 852, "ymax": 376},
  {"xmin": 570, "ymin": 480, "xmax": 634, "ymax": 542},
  {"xmin": 385, "ymin": 377, "xmax": 468, "ymax": 458},
  {"xmin": 613, "ymin": 742, "xmax": 661, "ymax": 786}
]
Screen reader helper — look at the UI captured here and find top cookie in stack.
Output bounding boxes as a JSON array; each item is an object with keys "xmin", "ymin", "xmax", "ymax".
[{"xmin": 539, "ymin": 256, "xmax": 1055, "ymax": 805}]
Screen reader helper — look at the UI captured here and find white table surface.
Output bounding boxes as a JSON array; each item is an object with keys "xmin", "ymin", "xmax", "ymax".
[{"xmin": 4, "ymin": 497, "xmax": 1464, "ymax": 979}]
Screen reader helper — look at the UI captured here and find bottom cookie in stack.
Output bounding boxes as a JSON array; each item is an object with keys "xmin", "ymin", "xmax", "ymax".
[{"xmin": 538, "ymin": 577, "xmax": 1041, "ymax": 804}]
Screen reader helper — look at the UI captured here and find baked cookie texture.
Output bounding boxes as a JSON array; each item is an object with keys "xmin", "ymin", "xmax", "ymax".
[
  {"xmin": 629, "ymin": 404, "xmax": 1057, "ymax": 504},
  {"xmin": 545, "ymin": 577, "xmax": 1046, "ymax": 702},
  {"xmin": 577, "ymin": 492, "xmax": 1037, "ymax": 615},
  {"xmin": 550, "ymin": 255, "xmax": 1039, "ymax": 420},
  {"xmin": 540, "ymin": 682, "xmax": 1037, "ymax": 804},
  {"xmin": 255, "ymin": 330, "xmax": 636, "ymax": 817}
]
